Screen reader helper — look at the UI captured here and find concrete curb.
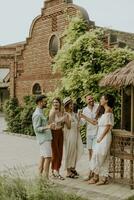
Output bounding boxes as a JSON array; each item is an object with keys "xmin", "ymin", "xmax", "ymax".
[{"xmin": 3, "ymin": 130, "xmax": 36, "ymax": 140}]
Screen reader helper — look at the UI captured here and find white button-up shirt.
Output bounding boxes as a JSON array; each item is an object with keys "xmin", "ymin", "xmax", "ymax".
[{"xmin": 82, "ymin": 103, "xmax": 99, "ymax": 136}]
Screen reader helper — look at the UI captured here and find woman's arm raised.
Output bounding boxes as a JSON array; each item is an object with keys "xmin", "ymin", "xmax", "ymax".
[{"xmin": 80, "ymin": 113, "xmax": 97, "ymax": 125}]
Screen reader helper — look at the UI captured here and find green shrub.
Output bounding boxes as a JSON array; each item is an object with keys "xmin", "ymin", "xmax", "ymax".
[
  {"xmin": 4, "ymin": 98, "xmax": 22, "ymax": 133},
  {"xmin": 20, "ymin": 96, "xmax": 36, "ymax": 135},
  {"xmin": 80, "ymin": 125, "xmax": 86, "ymax": 144},
  {"xmin": 4, "ymin": 96, "xmax": 36, "ymax": 135},
  {"xmin": 128, "ymin": 197, "xmax": 134, "ymax": 200},
  {"xmin": 53, "ymin": 16, "xmax": 134, "ymax": 128}
]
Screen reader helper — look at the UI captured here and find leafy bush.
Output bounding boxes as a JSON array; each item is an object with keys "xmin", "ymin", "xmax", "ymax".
[
  {"xmin": 80, "ymin": 125, "xmax": 86, "ymax": 144},
  {"xmin": 128, "ymin": 197, "xmax": 134, "ymax": 200},
  {"xmin": 53, "ymin": 16, "xmax": 134, "ymax": 128},
  {"xmin": 19, "ymin": 96, "xmax": 36, "ymax": 135},
  {"xmin": 4, "ymin": 96, "xmax": 36, "ymax": 135},
  {"xmin": 4, "ymin": 98, "xmax": 22, "ymax": 133}
]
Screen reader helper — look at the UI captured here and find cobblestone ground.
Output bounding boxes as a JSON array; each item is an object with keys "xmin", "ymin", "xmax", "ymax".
[{"xmin": 0, "ymin": 113, "xmax": 134, "ymax": 200}]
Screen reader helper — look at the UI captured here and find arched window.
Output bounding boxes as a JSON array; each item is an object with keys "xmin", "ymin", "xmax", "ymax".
[
  {"xmin": 49, "ymin": 35, "xmax": 59, "ymax": 57},
  {"xmin": 32, "ymin": 83, "xmax": 42, "ymax": 95}
]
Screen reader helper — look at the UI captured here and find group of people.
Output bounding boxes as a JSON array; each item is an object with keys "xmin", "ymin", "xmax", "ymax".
[{"xmin": 32, "ymin": 93, "xmax": 115, "ymax": 186}]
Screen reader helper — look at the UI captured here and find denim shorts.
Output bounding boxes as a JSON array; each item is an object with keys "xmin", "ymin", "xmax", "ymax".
[{"xmin": 87, "ymin": 134, "xmax": 96, "ymax": 150}]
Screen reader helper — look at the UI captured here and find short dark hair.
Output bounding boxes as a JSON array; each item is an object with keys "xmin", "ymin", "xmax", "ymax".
[{"xmin": 35, "ymin": 95, "xmax": 47, "ymax": 104}]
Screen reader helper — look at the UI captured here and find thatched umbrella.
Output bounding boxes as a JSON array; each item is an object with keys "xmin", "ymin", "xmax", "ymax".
[
  {"xmin": 100, "ymin": 60, "xmax": 134, "ymax": 133},
  {"xmin": 100, "ymin": 60, "xmax": 134, "ymax": 88}
]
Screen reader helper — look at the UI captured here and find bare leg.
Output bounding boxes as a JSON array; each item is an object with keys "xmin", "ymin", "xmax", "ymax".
[
  {"xmin": 88, "ymin": 149, "xmax": 93, "ymax": 160},
  {"xmin": 43, "ymin": 157, "xmax": 51, "ymax": 179},
  {"xmin": 39, "ymin": 156, "xmax": 45, "ymax": 175},
  {"xmin": 67, "ymin": 168, "xmax": 71, "ymax": 176},
  {"xmin": 84, "ymin": 149, "xmax": 93, "ymax": 181}
]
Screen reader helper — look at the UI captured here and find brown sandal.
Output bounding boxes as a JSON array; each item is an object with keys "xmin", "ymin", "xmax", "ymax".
[
  {"xmin": 84, "ymin": 171, "xmax": 94, "ymax": 181},
  {"xmin": 96, "ymin": 177, "xmax": 108, "ymax": 186},
  {"xmin": 71, "ymin": 169, "xmax": 79, "ymax": 176},
  {"xmin": 66, "ymin": 173, "xmax": 78, "ymax": 179},
  {"xmin": 88, "ymin": 175, "xmax": 99, "ymax": 184}
]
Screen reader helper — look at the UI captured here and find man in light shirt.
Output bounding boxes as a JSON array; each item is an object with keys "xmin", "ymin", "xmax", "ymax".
[
  {"xmin": 82, "ymin": 95, "xmax": 99, "ymax": 160},
  {"xmin": 32, "ymin": 95, "xmax": 55, "ymax": 179}
]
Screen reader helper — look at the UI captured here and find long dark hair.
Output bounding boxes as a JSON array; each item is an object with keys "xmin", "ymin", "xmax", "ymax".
[
  {"xmin": 104, "ymin": 94, "xmax": 115, "ymax": 108},
  {"xmin": 95, "ymin": 105, "xmax": 105, "ymax": 119}
]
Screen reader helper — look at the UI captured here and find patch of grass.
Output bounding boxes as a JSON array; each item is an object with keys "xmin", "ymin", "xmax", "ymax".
[
  {"xmin": 0, "ymin": 173, "xmax": 87, "ymax": 200},
  {"xmin": 128, "ymin": 197, "xmax": 134, "ymax": 200}
]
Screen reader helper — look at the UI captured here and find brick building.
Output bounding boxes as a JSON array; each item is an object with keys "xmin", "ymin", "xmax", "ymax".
[
  {"xmin": 0, "ymin": 0, "xmax": 95, "ymax": 106},
  {"xmin": 0, "ymin": 0, "xmax": 134, "ymax": 107}
]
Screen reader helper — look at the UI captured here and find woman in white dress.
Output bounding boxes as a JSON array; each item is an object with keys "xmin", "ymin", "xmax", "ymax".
[
  {"xmin": 63, "ymin": 97, "xmax": 83, "ymax": 178},
  {"xmin": 81, "ymin": 94, "xmax": 115, "ymax": 185}
]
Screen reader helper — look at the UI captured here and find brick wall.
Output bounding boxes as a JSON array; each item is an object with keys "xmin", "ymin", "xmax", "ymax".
[{"xmin": 14, "ymin": 0, "xmax": 92, "ymax": 104}]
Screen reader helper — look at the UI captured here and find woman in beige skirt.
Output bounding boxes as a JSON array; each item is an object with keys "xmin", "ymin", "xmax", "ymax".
[{"xmin": 63, "ymin": 97, "xmax": 83, "ymax": 178}]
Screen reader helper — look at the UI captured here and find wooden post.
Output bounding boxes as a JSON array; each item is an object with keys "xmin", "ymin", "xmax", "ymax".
[
  {"xmin": 112, "ymin": 134, "xmax": 116, "ymax": 180},
  {"xmin": 121, "ymin": 88, "xmax": 124, "ymax": 129},
  {"xmin": 10, "ymin": 60, "xmax": 15, "ymax": 98},
  {"xmin": 131, "ymin": 86, "xmax": 134, "ymax": 134},
  {"xmin": 130, "ymin": 85, "xmax": 134, "ymax": 189},
  {"xmin": 120, "ymin": 88, "xmax": 124, "ymax": 179}
]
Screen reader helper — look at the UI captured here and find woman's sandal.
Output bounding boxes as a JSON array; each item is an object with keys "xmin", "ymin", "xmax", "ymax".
[
  {"xmin": 66, "ymin": 173, "xmax": 78, "ymax": 179},
  {"xmin": 57, "ymin": 174, "xmax": 65, "ymax": 180},
  {"xmin": 52, "ymin": 173, "xmax": 58, "ymax": 178},
  {"xmin": 88, "ymin": 175, "xmax": 99, "ymax": 184},
  {"xmin": 52, "ymin": 173, "xmax": 65, "ymax": 180},
  {"xmin": 96, "ymin": 177, "xmax": 109, "ymax": 186},
  {"xmin": 71, "ymin": 169, "xmax": 79, "ymax": 176}
]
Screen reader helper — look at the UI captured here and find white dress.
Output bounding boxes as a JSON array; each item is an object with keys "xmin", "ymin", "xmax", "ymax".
[
  {"xmin": 64, "ymin": 112, "xmax": 83, "ymax": 169},
  {"xmin": 90, "ymin": 112, "xmax": 114, "ymax": 177}
]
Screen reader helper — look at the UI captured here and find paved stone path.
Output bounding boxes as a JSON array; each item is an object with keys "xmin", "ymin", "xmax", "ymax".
[{"xmin": 0, "ymin": 113, "xmax": 134, "ymax": 200}]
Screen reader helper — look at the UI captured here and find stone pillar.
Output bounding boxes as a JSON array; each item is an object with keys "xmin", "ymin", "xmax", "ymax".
[{"xmin": 10, "ymin": 59, "xmax": 15, "ymax": 98}]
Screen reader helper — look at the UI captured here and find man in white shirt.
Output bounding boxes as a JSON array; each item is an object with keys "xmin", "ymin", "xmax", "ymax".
[{"xmin": 82, "ymin": 95, "xmax": 99, "ymax": 161}]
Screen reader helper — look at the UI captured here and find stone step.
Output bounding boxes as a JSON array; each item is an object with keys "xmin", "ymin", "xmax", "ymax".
[{"xmin": 52, "ymin": 174, "xmax": 134, "ymax": 200}]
